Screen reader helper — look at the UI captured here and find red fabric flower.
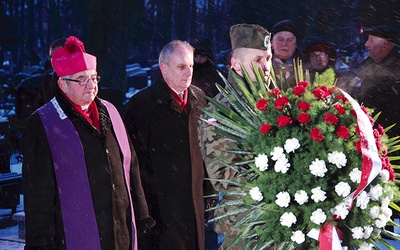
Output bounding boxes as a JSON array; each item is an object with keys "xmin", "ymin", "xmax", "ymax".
[
  {"xmin": 323, "ymin": 113, "xmax": 339, "ymax": 125},
  {"xmin": 275, "ymin": 96, "xmax": 289, "ymax": 110},
  {"xmin": 297, "ymin": 112, "xmax": 311, "ymax": 124},
  {"xmin": 297, "ymin": 101, "xmax": 310, "ymax": 111},
  {"xmin": 354, "ymin": 140, "xmax": 361, "ymax": 152},
  {"xmin": 312, "ymin": 86, "xmax": 330, "ymax": 99},
  {"xmin": 260, "ymin": 124, "xmax": 271, "ymax": 134},
  {"xmin": 336, "ymin": 125, "xmax": 349, "ymax": 139},
  {"xmin": 256, "ymin": 98, "xmax": 268, "ymax": 110},
  {"xmin": 269, "ymin": 88, "xmax": 281, "ymax": 96},
  {"xmin": 310, "ymin": 127, "xmax": 325, "ymax": 141},
  {"xmin": 298, "ymin": 81, "xmax": 309, "ymax": 88},
  {"xmin": 333, "ymin": 103, "xmax": 345, "ymax": 115},
  {"xmin": 336, "ymin": 95, "xmax": 348, "ymax": 103},
  {"xmin": 377, "ymin": 125, "xmax": 386, "ymax": 135},
  {"xmin": 293, "ymin": 85, "xmax": 306, "ymax": 96},
  {"xmin": 276, "ymin": 115, "xmax": 292, "ymax": 127}
]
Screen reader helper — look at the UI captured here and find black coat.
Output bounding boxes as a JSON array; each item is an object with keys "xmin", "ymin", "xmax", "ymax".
[
  {"xmin": 22, "ymin": 90, "xmax": 153, "ymax": 250},
  {"xmin": 124, "ymin": 78, "xmax": 206, "ymax": 250}
]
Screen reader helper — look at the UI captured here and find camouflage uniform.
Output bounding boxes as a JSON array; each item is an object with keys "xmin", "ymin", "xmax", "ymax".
[{"xmin": 199, "ymin": 71, "xmax": 251, "ymax": 249}]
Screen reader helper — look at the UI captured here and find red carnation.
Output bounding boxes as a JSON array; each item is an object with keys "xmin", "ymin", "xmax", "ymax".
[
  {"xmin": 256, "ymin": 98, "xmax": 268, "ymax": 110},
  {"xmin": 388, "ymin": 167, "xmax": 396, "ymax": 182},
  {"xmin": 336, "ymin": 125, "xmax": 349, "ymax": 139},
  {"xmin": 276, "ymin": 115, "xmax": 292, "ymax": 127},
  {"xmin": 260, "ymin": 123, "xmax": 271, "ymax": 134},
  {"xmin": 312, "ymin": 86, "xmax": 330, "ymax": 99},
  {"xmin": 269, "ymin": 88, "xmax": 281, "ymax": 97},
  {"xmin": 377, "ymin": 125, "xmax": 386, "ymax": 135},
  {"xmin": 293, "ymin": 85, "xmax": 306, "ymax": 96},
  {"xmin": 297, "ymin": 112, "xmax": 311, "ymax": 124},
  {"xmin": 310, "ymin": 127, "xmax": 325, "ymax": 141},
  {"xmin": 333, "ymin": 103, "xmax": 345, "ymax": 115},
  {"xmin": 297, "ymin": 101, "xmax": 310, "ymax": 111},
  {"xmin": 323, "ymin": 113, "xmax": 339, "ymax": 125},
  {"xmin": 275, "ymin": 96, "xmax": 289, "ymax": 110},
  {"xmin": 298, "ymin": 81, "xmax": 309, "ymax": 88},
  {"xmin": 336, "ymin": 95, "xmax": 348, "ymax": 103}
]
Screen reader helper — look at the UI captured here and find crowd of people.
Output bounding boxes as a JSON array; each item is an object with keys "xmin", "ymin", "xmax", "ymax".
[{"xmin": 19, "ymin": 18, "xmax": 399, "ymax": 250}]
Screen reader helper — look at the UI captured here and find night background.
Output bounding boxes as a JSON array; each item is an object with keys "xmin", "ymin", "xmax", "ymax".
[{"xmin": 0, "ymin": 0, "xmax": 399, "ymax": 94}]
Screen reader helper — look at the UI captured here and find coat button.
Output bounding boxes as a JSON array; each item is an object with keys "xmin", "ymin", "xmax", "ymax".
[
  {"xmin": 114, "ymin": 220, "xmax": 120, "ymax": 228},
  {"xmin": 106, "ymin": 149, "xmax": 109, "ymax": 154},
  {"xmin": 112, "ymin": 184, "xmax": 116, "ymax": 190}
]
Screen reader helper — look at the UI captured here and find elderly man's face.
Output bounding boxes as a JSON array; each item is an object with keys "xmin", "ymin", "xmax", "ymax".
[
  {"xmin": 231, "ymin": 47, "xmax": 272, "ymax": 83},
  {"xmin": 58, "ymin": 69, "xmax": 99, "ymax": 106},
  {"xmin": 365, "ymin": 34, "xmax": 388, "ymax": 63},
  {"xmin": 160, "ymin": 45, "xmax": 193, "ymax": 93},
  {"xmin": 272, "ymin": 31, "xmax": 297, "ymax": 60}
]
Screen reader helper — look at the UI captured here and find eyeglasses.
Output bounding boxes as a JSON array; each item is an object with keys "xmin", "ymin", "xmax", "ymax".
[
  {"xmin": 310, "ymin": 53, "xmax": 328, "ymax": 60},
  {"xmin": 62, "ymin": 76, "xmax": 101, "ymax": 86}
]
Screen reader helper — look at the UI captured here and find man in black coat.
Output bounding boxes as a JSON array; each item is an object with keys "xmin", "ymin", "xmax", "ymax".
[
  {"xmin": 124, "ymin": 40, "xmax": 207, "ymax": 250},
  {"xmin": 22, "ymin": 36, "xmax": 154, "ymax": 250}
]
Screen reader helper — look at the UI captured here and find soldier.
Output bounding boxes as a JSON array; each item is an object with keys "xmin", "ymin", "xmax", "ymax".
[{"xmin": 199, "ymin": 23, "xmax": 272, "ymax": 249}]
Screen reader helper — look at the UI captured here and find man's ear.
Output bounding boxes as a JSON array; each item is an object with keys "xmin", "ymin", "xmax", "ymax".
[
  {"xmin": 160, "ymin": 63, "xmax": 167, "ymax": 73},
  {"xmin": 231, "ymin": 57, "xmax": 241, "ymax": 72},
  {"xmin": 58, "ymin": 78, "xmax": 66, "ymax": 93}
]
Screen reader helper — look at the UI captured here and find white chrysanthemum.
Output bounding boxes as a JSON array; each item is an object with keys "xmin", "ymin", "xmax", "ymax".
[
  {"xmin": 375, "ymin": 214, "xmax": 389, "ymax": 228},
  {"xmin": 294, "ymin": 190, "xmax": 308, "ymax": 205},
  {"xmin": 284, "ymin": 138, "xmax": 300, "ymax": 153},
  {"xmin": 331, "ymin": 202, "xmax": 349, "ymax": 219},
  {"xmin": 382, "ymin": 206, "xmax": 393, "ymax": 218},
  {"xmin": 291, "ymin": 230, "xmax": 305, "ymax": 244},
  {"xmin": 335, "ymin": 182, "xmax": 351, "ymax": 197},
  {"xmin": 310, "ymin": 208, "xmax": 326, "ymax": 225},
  {"xmin": 327, "ymin": 151, "xmax": 347, "ymax": 168},
  {"xmin": 381, "ymin": 197, "xmax": 391, "ymax": 208},
  {"xmin": 363, "ymin": 226, "xmax": 373, "ymax": 239},
  {"xmin": 380, "ymin": 169, "xmax": 390, "ymax": 182},
  {"xmin": 349, "ymin": 168, "xmax": 361, "ymax": 183},
  {"xmin": 369, "ymin": 206, "xmax": 380, "ymax": 219},
  {"xmin": 270, "ymin": 146, "xmax": 284, "ymax": 161},
  {"xmin": 274, "ymin": 156, "xmax": 290, "ymax": 174},
  {"xmin": 249, "ymin": 187, "xmax": 263, "ymax": 202},
  {"xmin": 280, "ymin": 212, "xmax": 297, "ymax": 227},
  {"xmin": 309, "ymin": 158, "xmax": 327, "ymax": 177},
  {"xmin": 276, "ymin": 191, "xmax": 291, "ymax": 208},
  {"xmin": 356, "ymin": 191, "xmax": 370, "ymax": 210},
  {"xmin": 255, "ymin": 153, "xmax": 269, "ymax": 171},
  {"xmin": 369, "ymin": 184, "xmax": 383, "ymax": 201},
  {"xmin": 311, "ymin": 187, "xmax": 327, "ymax": 203},
  {"xmin": 351, "ymin": 226, "xmax": 364, "ymax": 239},
  {"xmin": 358, "ymin": 242, "xmax": 373, "ymax": 250}
]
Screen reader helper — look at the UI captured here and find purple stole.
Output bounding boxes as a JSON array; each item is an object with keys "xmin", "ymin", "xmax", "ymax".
[{"xmin": 37, "ymin": 98, "xmax": 137, "ymax": 250}]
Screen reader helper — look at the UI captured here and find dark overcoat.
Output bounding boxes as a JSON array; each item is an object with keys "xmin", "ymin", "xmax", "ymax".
[
  {"xmin": 22, "ymin": 90, "xmax": 153, "ymax": 250},
  {"xmin": 124, "ymin": 77, "xmax": 206, "ymax": 250}
]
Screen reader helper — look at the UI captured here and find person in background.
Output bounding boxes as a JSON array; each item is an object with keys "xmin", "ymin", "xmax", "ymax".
[
  {"xmin": 350, "ymin": 25, "xmax": 400, "ymax": 138},
  {"xmin": 191, "ymin": 39, "xmax": 225, "ymax": 99},
  {"xmin": 124, "ymin": 40, "xmax": 208, "ymax": 250},
  {"xmin": 22, "ymin": 36, "xmax": 155, "ymax": 250},
  {"xmin": 34, "ymin": 37, "xmax": 66, "ymax": 109},
  {"xmin": 271, "ymin": 19, "xmax": 304, "ymax": 88},
  {"xmin": 304, "ymin": 37, "xmax": 337, "ymax": 83},
  {"xmin": 200, "ymin": 23, "xmax": 272, "ymax": 249}
]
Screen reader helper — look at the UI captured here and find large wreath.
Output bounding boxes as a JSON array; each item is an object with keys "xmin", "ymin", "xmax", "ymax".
[{"xmin": 202, "ymin": 64, "xmax": 400, "ymax": 249}]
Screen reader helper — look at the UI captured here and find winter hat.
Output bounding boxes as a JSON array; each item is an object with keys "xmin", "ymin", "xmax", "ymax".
[
  {"xmin": 271, "ymin": 19, "xmax": 300, "ymax": 41},
  {"xmin": 364, "ymin": 25, "xmax": 398, "ymax": 43},
  {"xmin": 230, "ymin": 23, "xmax": 271, "ymax": 50},
  {"xmin": 51, "ymin": 36, "xmax": 96, "ymax": 77},
  {"xmin": 305, "ymin": 38, "xmax": 336, "ymax": 59}
]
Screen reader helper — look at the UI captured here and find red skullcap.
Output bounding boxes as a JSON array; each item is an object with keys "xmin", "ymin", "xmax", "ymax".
[{"xmin": 51, "ymin": 36, "xmax": 96, "ymax": 77}]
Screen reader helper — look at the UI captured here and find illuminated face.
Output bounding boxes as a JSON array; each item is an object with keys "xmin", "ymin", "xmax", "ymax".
[
  {"xmin": 272, "ymin": 31, "xmax": 297, "ymax": 60},
  {"xmin": 309, "ymin": 51, "xmax": 329, "ymax": 71},
  {"xmin": 231, "ymin": 47, "xmax": 272, "ymax": 82},
  {"xmin": 58, "ymin": 69, "xmax": 98, "ymax": 106},
  {"xmin": 365, "ymin": 34, "xmax": 387, "ymax": 63},
  {"xmin": 160, "ymin": 45, "xmax": 194, "ymax": 93}
]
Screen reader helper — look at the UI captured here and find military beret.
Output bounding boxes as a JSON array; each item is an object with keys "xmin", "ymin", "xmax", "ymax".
[
  {"xmin": 364, "ymin": 25, "xmax": 398, "ymax": 43},
  {"xmin": 271, "ymin": 19, "xmax": 300, "ymax": 41},
  {"xmin": 230, "ymin": 23, "xmax": 271, "ymax": 50}
]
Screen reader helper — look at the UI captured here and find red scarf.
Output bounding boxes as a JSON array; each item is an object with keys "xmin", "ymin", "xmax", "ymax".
[
  {"xmin": 63, "ymin": 93, "xmax": 101, "ymax": 130},
  {"xmin": 166, "ymin": 84, "xmax": 188, "ymax": 114}
]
